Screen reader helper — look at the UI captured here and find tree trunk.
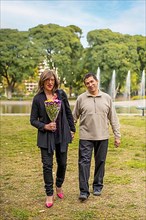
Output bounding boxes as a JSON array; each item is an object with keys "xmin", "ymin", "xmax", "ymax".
[
  {"xmin": 6, "ymin": 85, "xmax": 13, "ymax": 99},
  {"xmin": 69, "ymin": 85, "xmax": 72, "ymax": 98}
]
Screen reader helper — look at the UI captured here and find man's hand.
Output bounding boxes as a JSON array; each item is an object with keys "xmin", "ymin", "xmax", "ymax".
[{"xmin": 115, "ymin": 138, "xmax": 120, "ymax": 148}]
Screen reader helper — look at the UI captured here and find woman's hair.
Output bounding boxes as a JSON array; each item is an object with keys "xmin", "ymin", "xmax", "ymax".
[
  {"xmin": 83, "ymin": 73, "xmax": 98, "ymax": 84},
  {"xmin": 37, "ymin": 69, "xmax": 59, "ymax": 94}
]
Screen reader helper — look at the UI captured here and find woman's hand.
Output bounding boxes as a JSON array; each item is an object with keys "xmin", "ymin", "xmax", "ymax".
[{"xmin": 44, "ymin": 122, "xmax": 56, "ymax": 131}]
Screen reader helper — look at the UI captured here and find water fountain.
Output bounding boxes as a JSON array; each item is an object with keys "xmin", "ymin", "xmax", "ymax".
[
  {"xmin": 121, "ymin": 70, "xmax": 131, "ymax": 113},
  {"xmin": 96, "ymin": 67, "xmax": 100, "ymax": 89},
  {"xmin": 137, "ymin": 70, "xmax": 146, "ymax": 116},
  {"xmin": 124, "ymin": 70, "xmax": 131, "ymax": 102},
  {"xmin": 109, "ymin": 70, "xmax": 116, "ymax": 102},
  {"xmin": 139, "ymin": 70, "xmax": 145, "ymax": 99}
]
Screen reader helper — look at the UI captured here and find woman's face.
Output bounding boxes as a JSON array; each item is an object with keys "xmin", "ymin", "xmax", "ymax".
[{"xmin": 44, "ymin": 76, "xmax": 55, "ymax": 92}]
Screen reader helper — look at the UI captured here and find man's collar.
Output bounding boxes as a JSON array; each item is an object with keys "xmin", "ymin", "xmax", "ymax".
[{"xmin": 86, "ymin": 90, "xmax": 102, "ymax": 97}]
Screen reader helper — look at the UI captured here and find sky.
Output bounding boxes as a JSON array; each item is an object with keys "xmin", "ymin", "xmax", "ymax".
[{"xmin": 1, "ymin": 0, "xmax": 145, "ymax": 47}]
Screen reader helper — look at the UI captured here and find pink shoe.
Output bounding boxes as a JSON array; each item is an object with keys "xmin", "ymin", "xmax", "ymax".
[
  {"xmin": 45, "ymin": 202, "xmax": 53, "ymax": 208},
  {"xmin": 57, "ymin": 192, "xmax": 64, "ymax": 199},
  {"xmin": 45, "ymin": 195, "xmax": 54, "ymax": 208}
]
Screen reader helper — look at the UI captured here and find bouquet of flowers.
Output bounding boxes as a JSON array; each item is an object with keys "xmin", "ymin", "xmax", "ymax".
[{"xmin": 44, "ymin": 98, "xmax": 62, "ymax": 122}]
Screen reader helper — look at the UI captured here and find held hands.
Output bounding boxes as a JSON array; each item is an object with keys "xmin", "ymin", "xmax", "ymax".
[
  {"xmin": 44, "ymin": 122, "xmax": 56, "ymax": 131},
  {"xmin": 71, "ymin": 131, "xmax": 75, "ymax": 139},
  {"xmin": 114, "ymin": 138, "xmax": 120, "ymax": 148}
]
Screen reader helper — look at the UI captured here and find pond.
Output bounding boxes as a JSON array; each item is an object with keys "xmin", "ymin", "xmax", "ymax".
[
  {"xmin": 0, "ymin": 101, "xmax": 32, "ymax": 114},
  {"xmin": 0, "ymin": 101, "xmax": 75, "ymax": 114},
  {"xmin": 0, "ymin": 100, "xmax": 145, "ymax": 116}
]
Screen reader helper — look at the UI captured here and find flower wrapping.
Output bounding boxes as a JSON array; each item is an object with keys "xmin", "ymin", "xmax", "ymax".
[{"xmin": 44, "ymin": 99, "xmax": 62, "ymax": 122}]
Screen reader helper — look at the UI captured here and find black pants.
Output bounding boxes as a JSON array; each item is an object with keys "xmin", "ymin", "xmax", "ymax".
[
  {"xmin": 79, "ymin": 139, "xmax": 108, "ymax": 196},
  {"xmin": 40, "ymin": 144, "xmax": 67, "ymax": 196}
]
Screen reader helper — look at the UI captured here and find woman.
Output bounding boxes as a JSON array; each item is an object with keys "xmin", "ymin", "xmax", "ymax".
[{"xmin": 30, "ymin": 69, "xmax": 75, "ymax": 208}]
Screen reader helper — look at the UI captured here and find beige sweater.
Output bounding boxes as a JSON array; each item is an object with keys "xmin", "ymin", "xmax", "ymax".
[{"xmin": 72, "ymin": 90, "xmax": 121, "ymax": 140}]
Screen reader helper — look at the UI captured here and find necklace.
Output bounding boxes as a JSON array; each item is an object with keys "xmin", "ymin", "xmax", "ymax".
[
  {"xmin": 45, "ymin": 92, "xmax": 57, "ymax": 100},
  {"xmin": 46, "ymin": 94, "xmax": 53, "ymax": 100}
]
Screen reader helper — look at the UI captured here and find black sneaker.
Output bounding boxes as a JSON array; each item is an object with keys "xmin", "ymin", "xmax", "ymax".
[
  {"xmin": 93, "ymin": 190, "xmax": 102, "ymax": 196},
  {"xmin": 79, "ymin": 194, "xmax": 88, "ymax": 201}
]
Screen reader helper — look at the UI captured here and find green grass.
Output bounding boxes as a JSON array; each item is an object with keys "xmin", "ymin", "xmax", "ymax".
[
  {"xmin": 0, "ymin": 115, "xmax": 146, "ymax": 220},
  {"xmin": 11, "ymin": 208, "xmax": 31, "ymax": 220}
]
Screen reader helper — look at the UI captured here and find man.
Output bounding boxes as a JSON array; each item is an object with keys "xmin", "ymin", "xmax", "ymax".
[{"xmin": 72, "ymin": 73, "xmax": 121, "ymax": 201}]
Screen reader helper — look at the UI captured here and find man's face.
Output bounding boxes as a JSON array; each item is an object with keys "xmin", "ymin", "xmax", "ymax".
[{"xmin": 84, "ymin": 76, "xmax": 98, "ymax": 94}]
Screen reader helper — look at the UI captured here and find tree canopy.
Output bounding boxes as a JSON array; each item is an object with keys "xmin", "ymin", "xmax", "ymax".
[
  {"xmin": 85, "ymin": 29, "xmax": 144, "ymax": 94},
  {"xmin": 0, "ymin": 29, "xmax": 40, "ymax": 98},
  {"xmin": 0, "ymin": 26, "xmax": 145, "ymax": 99},
  {"xmin": 0, "ymin": 24, "xmax": 83, "ymax": 98}
]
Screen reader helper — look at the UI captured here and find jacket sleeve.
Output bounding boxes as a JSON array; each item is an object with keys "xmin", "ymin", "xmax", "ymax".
[
  {"xmin": 61, "ymin": 90, "xmax": 76, "ymax": 132},
  {"xmin": 30, "ymin": 96, "xmax": 46, "ymax": 131}
]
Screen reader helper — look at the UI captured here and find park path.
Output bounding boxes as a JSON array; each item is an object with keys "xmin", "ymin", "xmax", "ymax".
[{"xmin": 113, "ymin": 99, "xmax": 145, "ymax": 107}]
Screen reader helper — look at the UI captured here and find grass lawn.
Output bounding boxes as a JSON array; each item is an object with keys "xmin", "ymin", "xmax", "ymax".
[{"xmin": 0, "ymin": 115, "xmax": 146, "ymax": 220}]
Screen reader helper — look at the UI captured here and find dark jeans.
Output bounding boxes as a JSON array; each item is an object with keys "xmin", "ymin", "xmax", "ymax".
[
  {"xmin": 79, "ymin": 139, "xmax": 108, "ymax": 196},
  {"xmin": 40, "ymin": 144, "xmax": 67, "ymax": 196}
]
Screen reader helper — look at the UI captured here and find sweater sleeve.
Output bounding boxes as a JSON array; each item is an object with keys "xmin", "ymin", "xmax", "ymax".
[
  {"xmin": 72, "ymin": 98, "xmax": 80, "ymax": 124},
  {"xmin": 108, "ymin": 99, "xmax": 121, "ymax": 139}
]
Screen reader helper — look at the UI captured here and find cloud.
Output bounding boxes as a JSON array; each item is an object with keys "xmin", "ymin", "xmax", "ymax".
[
  {"xmin": 108, "ymin": 2, "xmax": 145, "ymax": 35},
  {"xmin": 1, "ymin": 0, "xmax": 145, "ymax": 47}
]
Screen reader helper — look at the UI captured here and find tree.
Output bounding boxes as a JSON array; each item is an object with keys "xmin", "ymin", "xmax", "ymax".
[
  {"xmin": 135, "ymin": 35, "xmax": 146, "ymax": 73},
  {"xmin": 0, "ymin": 29, "xmax": 40, "ymax": 99},
  {"xmin": 85, "ymin": 29, "xmax": 142, "ymax": 95},
  {"xmin": 29, "ymin": 24, "xmax": 83, "ymax": 96}
]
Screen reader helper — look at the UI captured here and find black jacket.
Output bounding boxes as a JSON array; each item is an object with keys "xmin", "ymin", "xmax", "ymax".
[{"xmin": 30, "ymin": 89, "xmax": 75, "ymax": 153}]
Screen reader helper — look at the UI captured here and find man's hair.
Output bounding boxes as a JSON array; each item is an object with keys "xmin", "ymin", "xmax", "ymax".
[{"xmin": 83, "ymin": 73, "xmax": 97, "ymax": 84}]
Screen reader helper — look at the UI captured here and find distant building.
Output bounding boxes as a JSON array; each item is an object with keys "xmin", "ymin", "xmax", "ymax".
[
  {"xmin": 24, "ymin": 59, "xmax": 58, "ymax": 93},
  {"xmin": 24, "ymin": 81, "xmax": 38, "ymax": 92}
]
